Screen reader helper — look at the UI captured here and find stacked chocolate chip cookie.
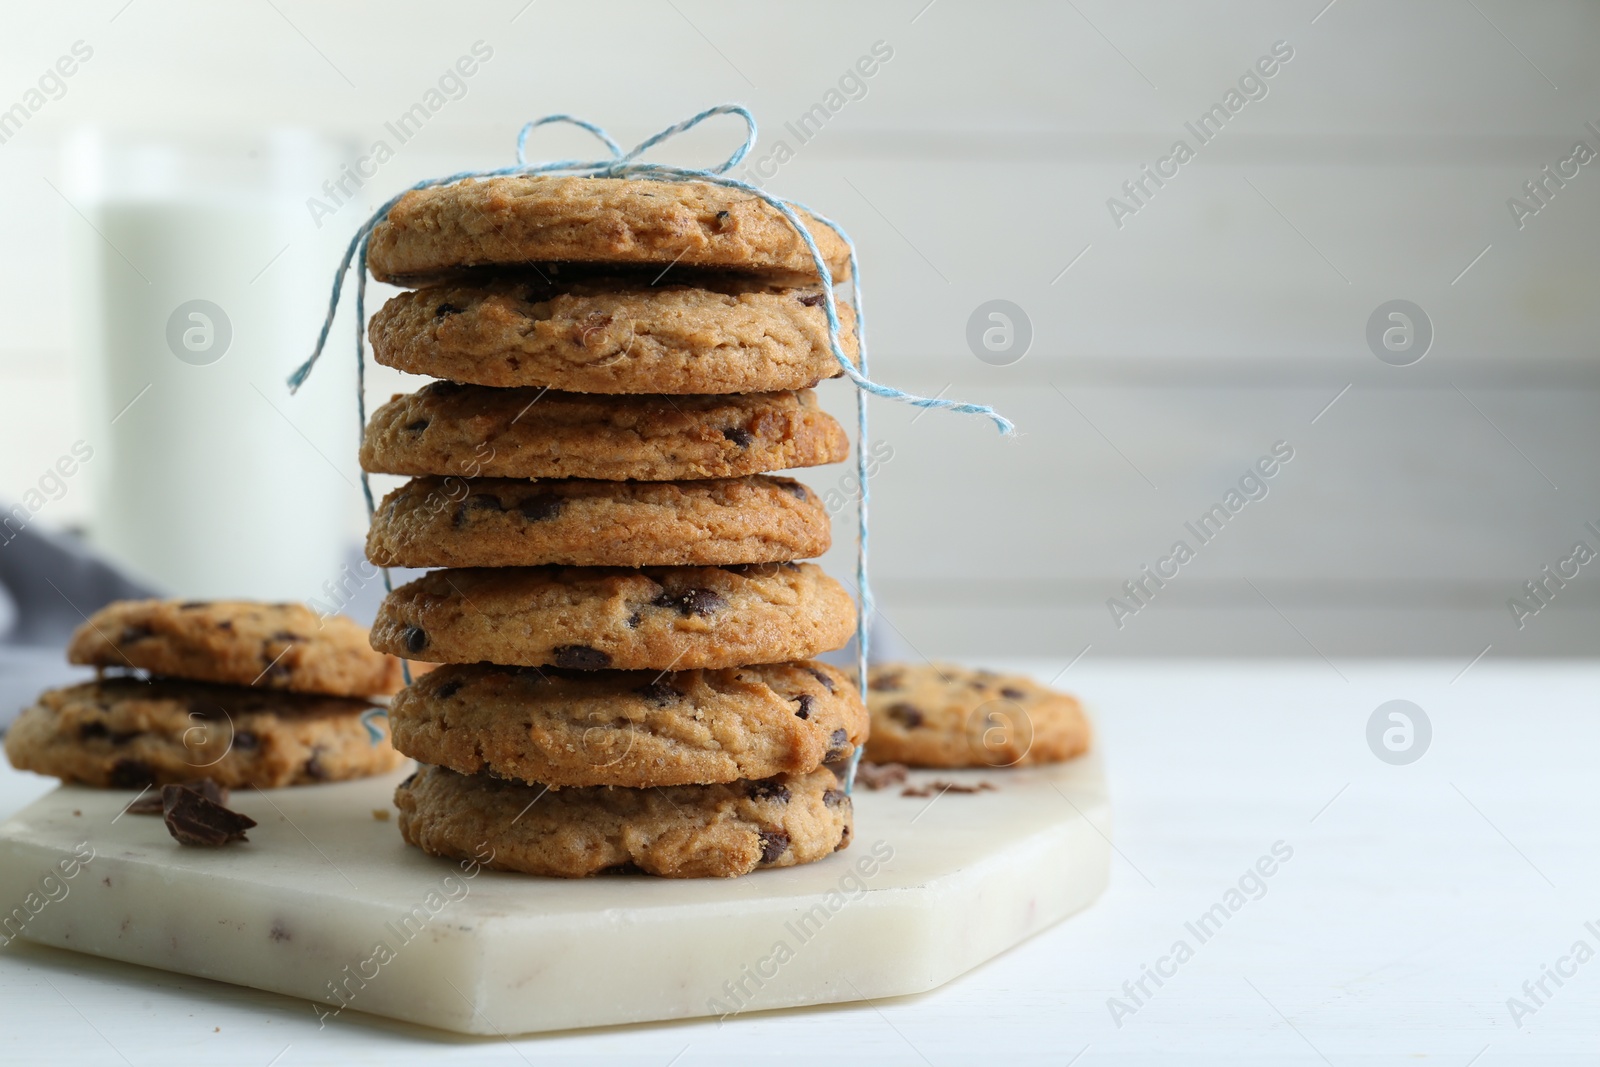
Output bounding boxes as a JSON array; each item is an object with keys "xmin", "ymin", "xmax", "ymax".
[
  {"xmin": 6, "ymin": 600, "xmax": 406, "ymax": 789},
  {"xmin": 359, "ymin": 174, "xmax": 867, "ymax": 878}
]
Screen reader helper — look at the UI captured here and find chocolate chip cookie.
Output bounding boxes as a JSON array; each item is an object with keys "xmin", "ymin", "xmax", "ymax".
[
  {"xmin": 366, "ymin": 176, "xmax": 852, "ymax": 285},
  {"xmin": 370, "ymin": 563, "xmax": 855, "ymax": 671},
  {"xmin": 862, "ymin": 662, "xmax": 1091, "ymax": 768},
  {"xmin": 395, "ymin": 763, "xmax": 851, "ymax": 878},
  {"xmin": 360, "ymin": 382, "xmax": 849, "ymax": 482},
  {"xmin": 388, "ymin": 660, "xmax": 865, "ymax": 788},
  {"xmin": 369, "ymin": 275, "xmax": 855, "ymax": 394},
  {"xmin": 67, "ymin": 599, "xmax": 403, "ymax": 697},
  {"xmin": 4, "ymin": 678, "xmax": 404, "ymax": 789},
  {"xmin": 366, "ymin": 474, "xmax": 831, "ymax": 569}
]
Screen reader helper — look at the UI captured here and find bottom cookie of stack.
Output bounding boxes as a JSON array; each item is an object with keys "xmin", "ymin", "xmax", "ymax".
[
  {"xmin": 396, "ymin": 764, "xmax": 852, "ymax": 879},
  {"xmin": 385, "ymin": 660, "xmax": 865, "ymax": 878}
]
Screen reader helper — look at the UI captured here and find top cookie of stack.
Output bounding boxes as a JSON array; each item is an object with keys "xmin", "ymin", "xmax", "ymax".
[{"xmin": 362, "ymin": 176, "xmax": 865, "ymax": 878}]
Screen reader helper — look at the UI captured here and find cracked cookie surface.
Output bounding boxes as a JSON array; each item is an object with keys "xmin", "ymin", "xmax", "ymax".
[{"xmin": 370, "ymin": 275, "xmax": 855, "ymax": 394}]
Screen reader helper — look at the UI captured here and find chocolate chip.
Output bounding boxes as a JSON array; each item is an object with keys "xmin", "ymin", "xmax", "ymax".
[
  {"xmin": 869, "ymin": 672, "xmax": 902, "ymax": 692},
  {"xmin": 887, "ymin": 703, "xmax": 923, "ymax": 728},
  {"xmin": 270, "ymin": 630, "xmax": 304, "ymax": 643},
  {"xmin": 426, "ymin": 381, "xmax": 463, "ymax": 398},
  {"xmin": 162, "ymin": 785, "xmax": 256, "ymax": 847},
  {"xmin": 232, "ymin": 730, "xmax": 258, "ymax": 750},
  {"xmin": 435, "ymin": 679, "xmax": 463, "ymax": 699},
  {"xmin": 553, "ymin": 645, "xmax": 610, "ymax": 670},
  {"xmin": 792, "ymin": 694, "xmax": 814, "ymax": 720},
  {"xmin": 517, "ymin": 495, "xmax": 564, "ymax": 522},
  {"xmin": 1000, "ymin": 686, "xmax": 1026, "ymax": 699},
  {"xmin": 434, "ymin": 302, "xmax": 466, "ymax": 320},
  {"xmin": 825, "ymin": 728, "xmax": 850, "ymax": 761},
  {"xmin": 836, "ymin": 824, "xmax": 851, "ymax": 851},
  {"xmin": 757, "ymin": 830, "xmax": 789, "ymax": 864},
  {"xmin": 798, "ymin": 292, "xmax": 825, "ymax": 307},
  {"xmin": 118, "ymin": 625, "xmax": 154, "ymax": 644},
  {"xmin": 777, "ymin": 479, "xmax": 809, "ymax": 500},
  {"xmin": 747, "ymin": 780, "xmax": 790, "ymax": 802},
  {"xmin": 651, "ymin": 588, "xmax": 726, "ymax": 617},
  {"xmin": 802, "ymin": 666, "xmax": 835, "ymax": 692},
  {"xmin": 599, "ymin": 861, "xmax": 646, "ymax": 876},
  {"xmin": 722, "ymin": 426, "xmax": 753, "ymax": 448},
  {"xmin": 217, "ymin": 620, "xmax": 234, "ymax": 631},
  {"xmin": 402, "ymin": 626, "xmax": 428, "ymax": 654},
  {"xmin": 636, "ymin": 680, "xmax": 679, "ymax": 705},
  {"xmin": 109, "ymin": 759, "xmax": 156, "ymax": 789},
  {"xmin": 79, "ymin": 721, "xmax": 110, "ymax": 740},
  {"xmin": 404, "ymin": 418, "xmax": 430, "ymax": 433},
  {"xmin": 823, "ymin": 788, "xmax": 848, "ymax": 808},
  {"xmin": 626, "ymin": 611, "xmax": 643, "ymax": 629},
  {"xmin": 304, "ymin": 750, "xmax": 328, "ymax": 781},
  {"xmin": 178, "ymin": 601, "xmax": 209, "ymax": 610}
]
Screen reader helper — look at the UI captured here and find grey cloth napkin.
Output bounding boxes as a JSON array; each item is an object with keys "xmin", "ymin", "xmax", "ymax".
[{"xmin": 0, "ymin": 523, "xmax": 159, "ymax": 729}]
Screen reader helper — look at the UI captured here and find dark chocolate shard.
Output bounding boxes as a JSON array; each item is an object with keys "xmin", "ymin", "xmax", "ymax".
[{"xmin": 162, "ymin": 784, "xmax": 256, "ymax": 846}]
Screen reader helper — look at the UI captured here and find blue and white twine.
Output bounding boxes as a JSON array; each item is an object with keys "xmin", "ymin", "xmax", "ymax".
[{"xmin": 287, "ymin": 105, "xmax": 1015, "ymax": 785}]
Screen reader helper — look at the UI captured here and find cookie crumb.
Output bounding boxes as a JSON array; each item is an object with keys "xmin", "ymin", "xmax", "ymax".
[
  {"xmin": 901, "ymin": 779, "xmax": 997, "ymax": 798},
  {"xmin": 854, "ymin": 762, "xmax": 907, "ymax": 790},
  {"xmin": 372, "ymin": 808, "xmax": 390, "ymax": 821}
]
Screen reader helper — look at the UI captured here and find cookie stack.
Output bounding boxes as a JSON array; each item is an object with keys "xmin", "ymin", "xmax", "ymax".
[
  {"xmin": 358, "ymin": 174, "xmax": 868, "ymax": 878},
  {"xmin": 6, "ymin": 600, "xmax": 405, "ymax": 789}
]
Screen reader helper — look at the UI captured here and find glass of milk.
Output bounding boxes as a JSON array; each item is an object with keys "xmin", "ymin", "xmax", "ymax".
[{"xmin": 64, "ymin": 129, "xmax": 363, "ymax": 602}]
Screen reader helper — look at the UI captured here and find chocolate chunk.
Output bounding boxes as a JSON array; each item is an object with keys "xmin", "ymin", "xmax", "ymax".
[
  {"xmin": 434, "ymin": 302, "xmax": 466, "ymax": 320},
  {"xmin": 887, "ymin": 702, "xmax": 923, "ymax": 728},
  {"xmin": 798, "ymin": 292, "xmax": 825, "ymax": 307},
  {"xmin": 118, "ymin": 625, "xmax": 155, "ymax": 644},
  {"xmin": 822, "ymin": 788, "xmax": 848, "ymax": 808},
  {"xmin": 403, "ymin": 418, "xmax": 430, "ymax": 433},
  {"xmin": 270, "ymin": 630, "xmax": 305, "ymax": 643},
  {"xmin": 162, "ymin": 785, "xmax": 256, "ymax": 847},
  {"xmin": 651, "ymin": 588, "xmax": 726, "ymax": 617},
  {"xmin": 777, "ymin": 479, "xmax": 809, "ymax": 500},
  {"xmin": 517, "ymin": 495, "xmax": 564, "ymax": 522},
  {"xmin": 792, "ymin": 694, "xmax": 814, "ymax": 720},
  {"xmin": 625, "ymin": 610, "xmax": 643, "ymax": 629},
  {"xmin": 304, "ymin": 749, "xmax": 328, "ymax": 781},
  {"xmin": 79, "ymin": 721, "xmax": 110, "ymax": 740},
  {"xmin": 721, "ymin": 426, "xmax": 754, "ymax": 448},
  {"xmin": 756, "ymin": 830, "xmax": 789, "ymax": 864},
  {"xmin": 553, "ymin": 645, "xmax": 610, "ymax": 670},
  {"xmin": 802, "ymin": 666, "xmax": 836, "ymax": 692},
  {"xmin": 999, "ymin": 686, "xmax": 1026, "ymax": 699},
  {"xmin": 836, "ymin": 824, "xmax": 851, "ymax": 851},
  {"xmin": 824, "ymin": 728, "xmax": 850, "ymax": 761},
  {"xmin": 636, "ymin": 680, "xmax": 679, "ymax": 705},
  {"xmin": 435, "ymin": 679, "xmax": 463, "ymax": 700},
  {"xmin": 109, "ymin": 759, "xmax": 156, "ymax": 789},
  {"xmin": 747, "ymin": 780, "xmax": 790, "ymax": 802},
  {"xmin": 402, "ymin": 626, "xmax": 428, "ymax": 654},
  {"xmin": 869, "ymin": 672, "xmax": 902, "ymax": 692},
  {"xmin": 131, "ymin": 778, "xmax": 229, "ymax": 815},
  {"xmin": 232, "ymin": 730, "xmax": 258, "ymax": 750}
]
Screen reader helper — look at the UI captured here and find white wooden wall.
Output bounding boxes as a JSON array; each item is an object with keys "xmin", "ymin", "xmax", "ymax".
[{"xmin": 1, "ymin": 0, "xmax": 1596, "ymax": 658}]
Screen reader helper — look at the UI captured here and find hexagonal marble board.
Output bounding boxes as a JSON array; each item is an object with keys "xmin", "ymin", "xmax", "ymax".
[{"xmin": 0, "ymin": 750, "xmax": 1110, "ymax": 1035}]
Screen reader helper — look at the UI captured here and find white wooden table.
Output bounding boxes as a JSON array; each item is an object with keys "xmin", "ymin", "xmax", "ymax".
[{"xmin": 2, "ymin": 658, "xmax": 1594, "ymax": 1065}]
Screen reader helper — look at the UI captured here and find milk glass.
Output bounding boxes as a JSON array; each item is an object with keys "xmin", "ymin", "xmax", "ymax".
[{"xmin": 65, "ymin": 129, "xmax": 360, "ymax": 600}]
